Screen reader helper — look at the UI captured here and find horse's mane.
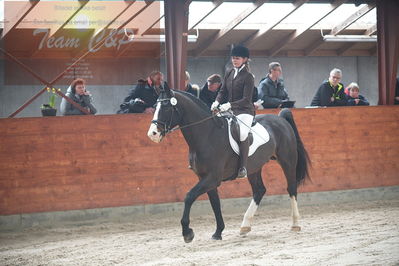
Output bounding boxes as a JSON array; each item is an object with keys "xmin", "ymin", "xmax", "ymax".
[{"xmin": 173, "ymin": 90, "xmax": 211, "ymax": 115}]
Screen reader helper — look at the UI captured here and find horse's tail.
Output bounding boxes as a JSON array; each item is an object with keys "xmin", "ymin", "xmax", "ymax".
[{"xmin": 279, "ymin": 108, "xmax": 311, "ymax": 185}]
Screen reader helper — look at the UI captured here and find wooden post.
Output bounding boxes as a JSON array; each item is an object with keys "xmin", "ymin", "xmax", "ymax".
[
  {"xmin": 164, "ymin": 0, "xmax": 191, "ymax": 90},
  {"xmin": 377, "ymin": 0, "xmax": 399, "ymax": 105}
]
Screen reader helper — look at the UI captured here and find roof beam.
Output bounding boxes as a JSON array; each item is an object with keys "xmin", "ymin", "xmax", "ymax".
[
  {"xmin": 365, "ymin": 23, "xmax": 377, "ymax": 36},
  {"xmin": 305, "ymin": 4, "xmax": 375, "ymax": 56},
  {"xmin": 193, "ymin": 0, "xmax": 268, "ymax": 57},
  {"xmin": 240, "ymin": 0, "xmax": 308, "ymax": 48},
  {"xmin": 2, "ymin": 0, "xmax": 40, "ymax": 39},
  {"xmin": 91, "ymin": 0, "xmax": 136, "ymax": 38},
  {"xmin": 330, "ymin": 3, "xmax": 375, "ymax": 36},
  {"xmin": 304, "ymin": 35, "xmax": 325, "ymax": 56},
  {"xmin": 268, "ymin": 0, "xmax": 346, "ymax": 57},
  {"xmin": 70, "ymin": 1, "xmax": 154, "ymax": 58},
  {"xmin": 188, "ymin": 0, "xmax": 224, "ymax": 31},
  {"xmin": 29, "ymin": 0, "xmax": 90, "ymax": 58},
  {"xmin": 336, "ymin": 23, "xmax": 377, "ymax": 55},
  {"xmin": 49, "ymin": 0, "xmax": 90, "ymax": 38},
  {"xmin": 115, "ymin": 3, "xmax": 161, "ymax": 58}
]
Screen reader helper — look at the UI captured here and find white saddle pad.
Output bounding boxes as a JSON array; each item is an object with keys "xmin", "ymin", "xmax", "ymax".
[{"xmin": 227, "ymin": 118, "xmax": 270, "ymax": 157}]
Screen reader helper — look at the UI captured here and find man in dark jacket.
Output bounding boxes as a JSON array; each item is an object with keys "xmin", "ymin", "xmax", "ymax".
[
  {"xmin": 117, "ymin": 71, "xmax": 165, "ymax": 114},
  {"xmin": 311, "ymin": 68, "xmax": 347, "ymax": 107},
  {"xmin": 257, "ymin": 62, "xmax": 290, "ymax": 108},
  {"xmin": 199, "ymin": 74, "xmax": 222, "ymax": 108}
]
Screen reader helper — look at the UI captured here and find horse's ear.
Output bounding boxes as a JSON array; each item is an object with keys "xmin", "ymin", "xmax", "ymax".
[{"xmin": 163, "ymin": 82, "xmax": 173, "ymax": 97}]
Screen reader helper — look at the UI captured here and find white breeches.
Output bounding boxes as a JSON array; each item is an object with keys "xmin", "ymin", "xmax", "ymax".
[{"xmin": 237, "ymin": 114, "xmax": 253, "ymax": 141}]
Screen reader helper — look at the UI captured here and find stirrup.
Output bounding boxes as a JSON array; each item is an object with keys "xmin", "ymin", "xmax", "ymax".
[{"xmin": 237, "ymin": 167, "xmax": 247, "ymax": 179}]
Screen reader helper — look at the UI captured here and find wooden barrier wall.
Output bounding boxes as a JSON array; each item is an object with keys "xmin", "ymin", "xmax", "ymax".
[{"xmin": 0, "ymin": 106, "xmax": 398, "ymax": 215}]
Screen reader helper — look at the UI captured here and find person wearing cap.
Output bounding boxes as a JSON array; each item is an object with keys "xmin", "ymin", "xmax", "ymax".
[
  {"xmin": 199, "ymin": 74, "xmax": 223, "ymax": 108},
  {"xmin": 211, "ymin": 45, "xmax": 255, "ymax": 179}
]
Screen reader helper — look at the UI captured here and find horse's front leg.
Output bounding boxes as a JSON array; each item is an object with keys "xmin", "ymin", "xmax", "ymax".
[
  {"xmin": 181, "ymin": 179, "xmax": 215, "ymax": 243},
  {"xmin": 207, "ymin": 188, "xmax": 225, "ymax": 240}
]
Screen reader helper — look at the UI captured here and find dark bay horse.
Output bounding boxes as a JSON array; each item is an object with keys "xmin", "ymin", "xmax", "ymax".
[{"xmin": 147, "ymin": 87, "xmax": 310, "ymax": 243}]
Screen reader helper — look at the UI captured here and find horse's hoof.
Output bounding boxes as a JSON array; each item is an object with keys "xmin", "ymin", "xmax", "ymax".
[
  {"xmin": 183, "ymin": 229, "xmax": 195, "ymax": 243},
  {"xmin": 240, "ymin": 226, "xmax": 251, "ymax": 235},
  {"xmin": 291, "ymin": 225, "xmax": 301, "ymax": 232},
  {"xmin": 211, "ymin": 234, "xmax": 222, "ymax": 240}
]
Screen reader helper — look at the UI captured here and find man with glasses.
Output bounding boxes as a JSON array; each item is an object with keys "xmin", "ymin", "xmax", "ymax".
[
  {"xmin": 311, "ymin": 68, "xmax": 347, "ymax": 107},
  {"xmin": 257, "ymin": 62, "xmax": 291, "ymax": 108}
]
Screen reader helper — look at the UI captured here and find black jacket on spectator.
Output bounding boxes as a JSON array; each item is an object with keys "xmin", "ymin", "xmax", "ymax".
[
  {"xmin": 311, "ymin": 80, "xmax": 347, "ymax": 107},
  {"xmin": 347, "ymin": 95, "xmax": 369, "ymax": 106},
  {"xmin": 117, "ymin": 79, "xmax": 165, "ymax": 113},
  {"xmin": 395, "ymin": 77, "xmax": 399, "ymax": 105},
  {"xmin": 257, "ymin": 75, "xmax": 289, "ymax": 108},
  {"xmin": 185, "ymin": 84, "xmax": 199, "ymax": 97},
  {"xmin": 199, "ymin": 83, "xmax": 221, "ymax": 108}
]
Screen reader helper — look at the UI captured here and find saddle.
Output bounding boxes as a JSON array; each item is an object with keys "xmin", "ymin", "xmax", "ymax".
[
  {"xmin": 224, "ymin": 112, "xmax": 254, "ymax": 146},
  {"xmin": 219, "ymin": 111, "xmax": 270, "ymax": 157}
]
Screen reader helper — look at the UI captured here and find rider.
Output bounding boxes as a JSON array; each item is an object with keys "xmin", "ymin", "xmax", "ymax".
[{"xmin": 211, "ymin": 45, "xmax": 255, "ymax": 179}]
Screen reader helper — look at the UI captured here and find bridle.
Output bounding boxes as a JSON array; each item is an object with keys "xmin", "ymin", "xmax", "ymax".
[
  {"xmin": 151, "ymin": 97, "xmax": 181, "ymax": 136},
  {"xmin": 151, "ymin": 96, "xmax": 220, "ymax": 137}
]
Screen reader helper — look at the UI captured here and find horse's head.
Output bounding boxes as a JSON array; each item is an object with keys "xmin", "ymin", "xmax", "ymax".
[{"xmin": 147, "ymin": 86, "xmax": 181, "ymax": 143}]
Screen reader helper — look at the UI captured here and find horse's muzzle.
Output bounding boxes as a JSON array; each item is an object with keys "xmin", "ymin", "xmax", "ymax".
[{"xmin": 147, "ymin": 123, "xmax": 163, "ymax": 143}]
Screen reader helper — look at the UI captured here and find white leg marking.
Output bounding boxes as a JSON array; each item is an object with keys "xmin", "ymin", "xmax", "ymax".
[
  {"xmin": 241, "ymin": 199, "xmax": 258, "ymax": 228},
  {"xmin": 290, "ymin": 196, "xmax": 300, "ymax": 227},
  {"xmin": 147, "ymin": 102, "xmax": 162, "ymax": 143}
]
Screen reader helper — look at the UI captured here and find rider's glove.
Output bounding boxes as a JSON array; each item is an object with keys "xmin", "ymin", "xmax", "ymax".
[
  {"xmin": 211, "ymin": 101, "xmax": 220, "ymax": 111},
  {"xmin": 219, "ymin": 102, "xmax": 231, "ymax": 112}
]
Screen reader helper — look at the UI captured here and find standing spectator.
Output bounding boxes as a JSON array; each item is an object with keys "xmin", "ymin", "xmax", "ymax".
[
  {"xmin": 60, "ymin": 78, "xmax": 97, "ymax": 115},
  {"xmin": 311, "ymin": 68, "xmax": 347, "ymax": 107},
  {"xmin": 346, "ymin": 82, "xmax": 369, "ymax": 106},
  {"xmin": 199, "ymin": 74, "xmax": 222, "ymax": 108},
  {"xmin": 257, "ymin": 62, "xmax": 290, "ymax": 108},
  {"xmin": 184, "ymin": 71, "xmax": 198, "ymax": 97},
  {"xmin": 117, "ymin": 71, "xmax": 166, "ymax": 114}
]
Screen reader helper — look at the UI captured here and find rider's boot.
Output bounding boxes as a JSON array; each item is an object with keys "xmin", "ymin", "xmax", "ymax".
[{"xmin": 237, "ymin": 137, "xmax": 249, "ymax": 178}]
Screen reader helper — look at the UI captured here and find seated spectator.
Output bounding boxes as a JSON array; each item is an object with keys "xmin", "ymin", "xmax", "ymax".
[
  {"xmin": 346, "ymin": 82, "xmax": 369, "ymax": 106},
  {"xmin": 184, "ymin": 71, "xmax": 198, "ymax": 97},
  {"xmin": 257, "ymin": 62, "xmax": 291, "ymax": 108},
  {"xmin": 199, "ymin": 74, "xmax": 222, "ymax": 108},
  {"xmin": 310, "ymin": 68, "xmax": 347, "ymax": 107},
  {"xmin": 395, "ymin": 77, "xmax": 399, "ymax": 105},
  {"xmin": 60, "ymin": 78, "xmax": 97, "ymax": 115},
  {"xmin": 117, "ymin": 71, "xmax": 166, "ymax": 114}
]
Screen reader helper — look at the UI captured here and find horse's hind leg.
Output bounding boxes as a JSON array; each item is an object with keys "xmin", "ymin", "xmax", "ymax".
[
  {"xmin": 207, "ymin": 188, "xmax": 225, "ymax": 240},
  {"xmin": 278, "ymin": 157, "xmax": 301, "ymax": 231},
  {"xmin": 240, "ymin": 169, "xmax": 266, "ymax": 235}
]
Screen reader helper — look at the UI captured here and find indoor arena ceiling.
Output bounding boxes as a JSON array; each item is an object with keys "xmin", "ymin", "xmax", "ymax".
[{"xmin": 0, "ymin": 0, "xmax": 377, "ymax": 58}]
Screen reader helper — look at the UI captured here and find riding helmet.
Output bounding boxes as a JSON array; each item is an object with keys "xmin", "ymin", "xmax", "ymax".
[{"xmin": 231, "ymin": 45, "xmax": 250, "ymax": 58}]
